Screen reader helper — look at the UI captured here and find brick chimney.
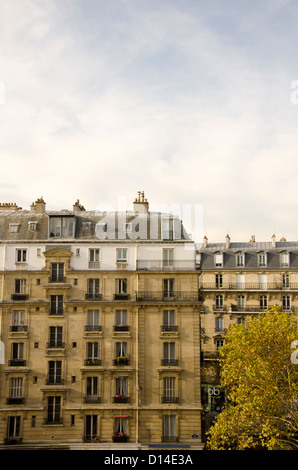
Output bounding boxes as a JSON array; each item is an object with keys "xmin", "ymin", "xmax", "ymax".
[
  {"xmin": 31, "ymin": 197, "xmax": 46, "ymax": 214},
  {"xmin": 133, "ymin": 191, "xmax": 149, "ymax": 214}
]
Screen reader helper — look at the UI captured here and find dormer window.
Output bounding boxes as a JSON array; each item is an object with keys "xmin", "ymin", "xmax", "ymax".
[
  {"xmin": 214, "ymin": 253, "xmax": 223, "ymax": 267},
  {"xmin": 280, "ymin": 252, "xmax": 289, "ymax": 267},
  {"xmin": 236, "ymin": 252, "xmax": 245, "ymax": 267},
  {"xmin": 258, "ymin": 252, "xmax": 267, "ymax": 267},
  {"xmin": 28, "ymin": 221, "xmax": 38, "ymax": 231},
  {"xmin": 49, "ymin": 216, "xmax": 75, "ymax": 238},
  {"xmin": 9, "ymin": 223, "xmax": 20, "ymax": 233}
]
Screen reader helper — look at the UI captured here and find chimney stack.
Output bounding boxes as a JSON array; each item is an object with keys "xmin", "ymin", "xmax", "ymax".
[
  {"xmin": 203, "ymin": 235, "xmax": 208, "ymax": 248},
  {"xmin": 225, "ymin": 234, "xmax": 230, "ymax": 249},
  {"xmin": 133, "ymin": 191, "xmax": 149, "ymax": 214},
  {"xmin": 73, "ymin": 199, "xmax": 85, "ymax": 212},
  {"xmin": 271, "ymin": 234, "xmax": 276, "ymax": 248},
  {"xmin": 31, "ymin": 197, "xmax": 46, "ymax": 214}
]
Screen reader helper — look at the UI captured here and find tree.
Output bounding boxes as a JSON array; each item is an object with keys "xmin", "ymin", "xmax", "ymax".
[{"xmin": 207, "ymin": 306, "xmax": 298, "ymax": 450}]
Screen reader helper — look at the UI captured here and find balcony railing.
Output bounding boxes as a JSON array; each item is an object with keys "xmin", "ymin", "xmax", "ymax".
[
  {"xmin": 45, "ymin": 378, "xmax": 64, "ymax": 385},
  {"xmin": 85, "ymin": 293, "xmax": 102, "ymax": 300},
  {"xmin": 84, "ymin": 359, "xmax": 102, "ymax": 366},
  {"xmin": 114, "ymin": 357, "xmax": 129, "ymax": 366},
  {"xmin": 137, "ymin": 260, "xmax": 196, "ymax": 271},
  {"xmin": 11, "ymin": 294, "xmax": 28, "ymax": 301},
  {"xmin": 114, "ymin": 325, "xmax": 130, "ymax": 331},
  {"xmin": 85, "ymin": 325, "xmax": 102, "ymax": 332},
  {"xmin": 6, "ymin": 397, "xmax": 25, "ymax": 405},
  {"xmin": 49, "ymin": 276, "xmax": 66, "ymax": 283},
  {"xmin": 136, "ymin": 291, "xmax": 201, "ymax": 302},
  {"xmin": 201, "ymin": 283, "xmax": 298, "ymax": 290},
  {"xmin": 84, "ymin": 396, "xmax": 101, "ymax": 404},
  {"xmin": 113, "ymin": 396, "xmax": 130, "ymax": 403},
  {"xmin": 46, "ymin": 342, "xmax": 65, "ymax": 349},
  {"xmin": 161, "ymin": 396, "xmax": 179, "ymax": 404},
  {"xmin": 161, "ymin": 325, "xmax": 178, "ymax": 332},
  {"xmin": 162, "ymin": 436, "xmax": 179, "ymax": 442},
  {"xmin": 10, "ymin": 325, "xmax": 28, "ymax": 332},
  {"xmin": 113, "ymin": 293, "xmax": 130, "ymax": 300},
  {"xmin": 8, "ymin": 359, "xmax": 26, "ymax": 367},
  {"xmin": 161, "ymin": 359, "xmax": 179, "ymax": 366}
]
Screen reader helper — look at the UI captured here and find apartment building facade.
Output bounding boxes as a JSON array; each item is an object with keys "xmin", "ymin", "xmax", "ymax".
[
  {"xmin": 0, "ymin": 194, "xmax": 203, "ymax": 449},
  {"xmin": 198, "ymin": 234, "xmax": 298, "ymax": 424}
]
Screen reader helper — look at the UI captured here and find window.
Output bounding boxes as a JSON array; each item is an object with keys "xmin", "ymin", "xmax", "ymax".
[
  {"xmin": 115, "ymin": 310, "xmax": 128, "ymax": 330},
  {"xmin": 162, "ymin": 342, "xmax": 176, "ymax": 366},
  {"xmin": 163, "ymin": 249, "xmax": 174, "ymax": 268},
  {"xmin": 236, "ymin": 274, "xmax": 245, "ymax": 289},
  {"xmin": 259, "ymin": 274, "xmax": 267, "ymax": 290},
  {"xmin": 237, "ymin": 295, "xmax": 245, "ymax": 310},
  {"xmin": 215, "ymin": 274, "xmax": 223, "ymax": 288},
  {"xmin": 236, "ymin": 252, "xmax": 245, "ymax": 267},
  {"xmin": 86, "ymin": 342, "xmax": 100, "ymax": 365},
  {"xmin": 116, "ymin": 248, "xmax": 127, "ymax": 263},
  {"xmin": 86, "ymin": 377, "xmax": 99, "ymax": 402},
  {"xmin": 49, "ymin": 326, "xmax": 63, "ymax": 348},
  {"xmin": 115, "ymin": 376, "xmax": 128, "ymax": 398},
  {"xmin": 115, "ymin": 342, "xmax": 127, "ymax": 359},
  {"xmin": 85, "ymin": 415, "xmax": 98, "ymax": 442},
  {"xmin": 9, "ymin": 378, "xmax": 23, "ymax": 401},
  {"xmin": 14, "ymin": 279, "xmax": 26, "ymax": 295},
  {"xmin": 282, "ymin": 273, "xmax": 290, "ymax": 289},
  {"xmin": 51, "ymin": 263, "xmax": 64, "ymax": 282},
  {"xmin": 161, "ymin": 217, "xmax": 174, "ymax": 240},
  {"xmin": 12, "ymin": 310, "xmax": 25, "ymax": 331},
  {"xmin": 49, "ymin": 216, "xmax": 75, "ymax": 238},
  {"xmin": 163, "ymin": 279, "xmax": 175, "ymax": 298},
  {"xmin": 282, "ymin": 295, "xmax": 291, "ymax": 311},
  {"xmin": 37, "ymin": 248, "xmax": 41, "ymax": 257},
  {"xmin": 215, "ymin": 317, "xmax": 224, "ymax": 331},
  {"xmin": 237, "ymin": 317, "xmax": 245, "ymax": 325},
  {"xmin": 113, "ymin": 417, "xmax": 127, "ymax": 437},
  {"xmin": 89, "ymin": 249, "xmax": 100, "ymax": 267},
  {"xmin": 258, "ymin": 252, "xmax": 267, "ymax": 267},
  {"xmin": 16, "ymin": 249, "xmax": 27, "ymax": 263},
  {"xmin": 11, "ymin": 343, "xmax": 24, "ymax": 361},
  {"xmin": 163, "ymin": 377, "xmax": 177, "ymax": 403},
  {"xmin": 216, "ymin": 339, "xmax": 224, "ymax": 351},
  {"xmin": 28, "ymin": 221, "xmax": 38, "ymax": 231},
  {"xmin": 50, "ymin": 295, "xmax": 63, "ymax": 315},
  {"xmin": 215, "ymin": 295, "xmax": 223, "ymax": 310},
  {"xmin": 115, "ymin": 278, "xmax": 128, "ymax": 298},
  {"xmin": 259, "ymin": 295, "xmax": 268, "ymax": 310},
  {"xmin": 75, "ymin": 248, "xmax": 80, "ymax": 257},
  {"xmin": 214, "ymin": 253, "xmax": 223, "ymax": 267},
  {"xmin": 163, "ymin": 415, "xmax": 176, "ymax": 442},
  {"xmin": 280, "ymin": 252, "xmax": 289, "ymax": 267},
  {"xmin": 48, "ymin": 361, "xmax": 62, "ymax": 384},
  {"xmin": 87, "ymin": 310, "xmax": 100, "ymax": 331},
  {"xmin": 87, "ymin": 279, "xmax": 101, "ymax": 299},
  {"xmin": 162, "ymin": 310, "xmax": 176, "ymax": 331},
  {"xmin": 7, "ymin": 416, "xmax": 21, "ymax": 441},
  {"xmin": 47, "ymin": 396, "xmax": 61, "ymax": 424},
  {"xmin": 9, "ymin": 224, "xmax": 20, "ymax": 233}
]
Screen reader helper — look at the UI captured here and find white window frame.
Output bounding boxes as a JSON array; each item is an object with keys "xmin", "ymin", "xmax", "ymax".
[
  {"xmin": 116, "ymin": 248, "xmax": 127, "ymax": 263},
  {"xmin": 15, "ymin": 249, "xmax": 27, "ymax": 263},
  {"xmin": 214, "ymin": 253, "xmax": 223, "ymax": 267}
]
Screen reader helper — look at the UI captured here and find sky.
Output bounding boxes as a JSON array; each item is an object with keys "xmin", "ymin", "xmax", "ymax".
[{"xmin": 1, "ymin": 0, "xmax": 298, "ymax": 243}]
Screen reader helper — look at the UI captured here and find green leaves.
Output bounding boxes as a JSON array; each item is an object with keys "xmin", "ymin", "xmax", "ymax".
[{"xmin": 207, "ymin": 307, "xmax": 298, "ymax": 450}]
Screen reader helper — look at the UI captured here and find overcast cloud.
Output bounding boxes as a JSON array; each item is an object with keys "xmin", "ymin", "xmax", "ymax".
[{"xmin": 1, "ymin": 0, "xmax": 298, "ymax": 242}]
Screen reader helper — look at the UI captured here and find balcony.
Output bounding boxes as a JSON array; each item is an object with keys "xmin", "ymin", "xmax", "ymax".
[
  {"xmin": 49, "ymin": 276, "xmax": 66, "ymax": 283},
  {"xmin": 45, "ymin": 378, "xmax": 64, "ymax": 385},
  {"xmin": 201, "ymin": 283, "xmax": 298, "ymax": 291},
  {"xmin": 161, "ymin": 325, "xmax": 178, "ymax": 332},
  {"xmin": 10, "ymin": 325, "xmax": 28, "ymax": 332},
  {"xmin": 114, "ymin": 325, "xmax": 130, "ymax": 332},
  {"xmin": 84, "ymin": 359, "xmax": 102, "ymax": 366},
  {"xmin": 136, "ymin": 291, "xmax": 200, "ymax": 302},
  {"xmin": 114, "ymin": 356, "xmax": 129, "ymax": 366},
  {"xmin": 161, "ymin": 359, "xmax": 179, "ymax": 366},
  {"xmin": 11, "ymin": 294, "xmax": 28, "ymax": 301},
  {"xmin": 113, "ymin": 293, "xmax": 130, "ymax": 301},
  {"xmin": 8, "ymin": 359, "xmax": 26, "ymax": 367},
  {"xmin": 113, "ymin": 396, "xmax": 130, "ymax": 404},
  {"xmin": 136, "ymin": 260, "xmax": 196, "ymax": 271},
  {"xmin": 85, "ymin": 293, "xmax": 102, "ymax": 301},
  {"xmin": 161, "ymin": 396, "xmax": 179, "ymax": 404},
  {"xmin": 84, "ymin": 396, "xmax": 101, "ymax": 404},
  {"xmin": 85, "ymin": 325, "xmax": 102, "ymax": 332},
  {"xmin": 46, "ymin": 342, "xmax": 65, "ymax": 349},
  {"xmin": 6, "ymin": 397, "xmax": 25, "ymax": 405}
]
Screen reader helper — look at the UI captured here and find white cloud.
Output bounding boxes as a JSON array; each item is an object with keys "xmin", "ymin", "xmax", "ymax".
[{"xmin": 0, "ymin": 0, "xmax": 298, "ymax": 242}]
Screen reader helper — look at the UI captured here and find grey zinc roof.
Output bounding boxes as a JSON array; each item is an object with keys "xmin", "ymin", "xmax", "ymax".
[{"xmin": 0, "ymin": 209, "xmax": 191, "ymax": 242}]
